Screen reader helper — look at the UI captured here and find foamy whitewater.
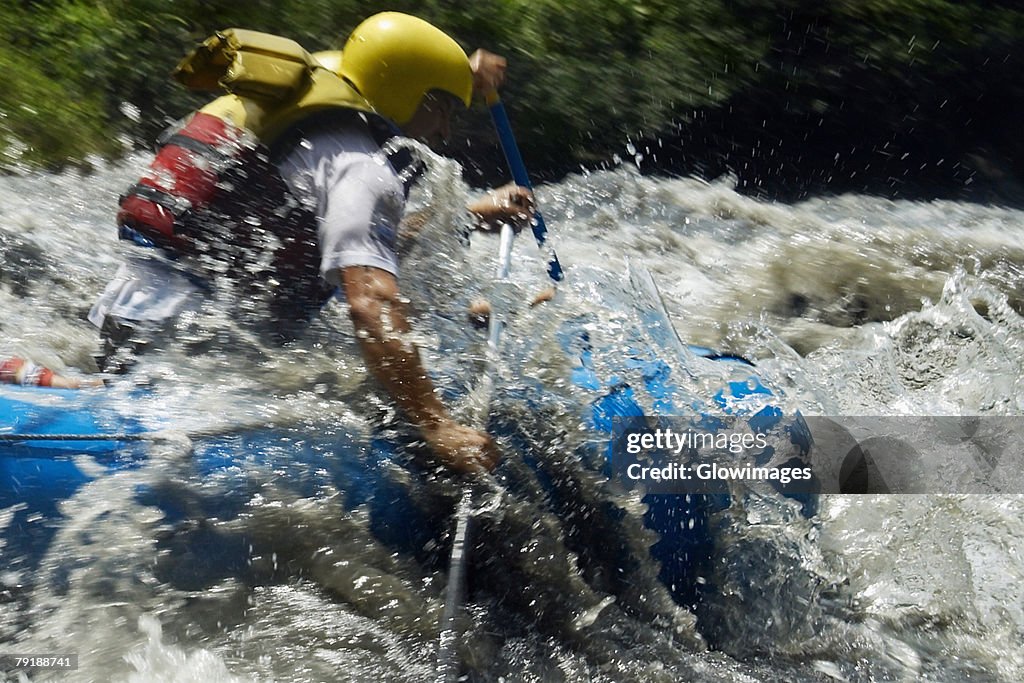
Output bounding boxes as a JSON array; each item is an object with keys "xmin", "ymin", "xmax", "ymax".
[{"xmin": 1, "ymin": 147, "xmax": 1023, "ymax": 681}]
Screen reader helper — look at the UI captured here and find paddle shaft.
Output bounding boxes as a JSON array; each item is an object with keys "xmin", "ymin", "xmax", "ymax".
[
  {"xmin": 438, "ymin": 89, "xmax": 565, "ymax": 679},
  {"xmin": 486, "ymin": 92, "xmax": 563, "ymax": 283},
  {"xmin": 438, "ymin": 94, "xmax": 544, "ymax": 681},
  {"xmin": 436, "ymin": 222, "xmax": 515, "ymax": 683},
  {"xmin": 435, "ymin": 487, "xmax": 473, "ymax": 683}
]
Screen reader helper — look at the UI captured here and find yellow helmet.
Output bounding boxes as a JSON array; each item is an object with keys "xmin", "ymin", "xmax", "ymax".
[{"xmin": 340, "ymin": 12, "xmax": 472, "ymax": 125}]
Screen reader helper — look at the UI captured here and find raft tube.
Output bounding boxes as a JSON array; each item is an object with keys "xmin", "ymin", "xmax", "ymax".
[{"xmin": 0, "ymin": 265, "xmax": 815, "ymax": 608}]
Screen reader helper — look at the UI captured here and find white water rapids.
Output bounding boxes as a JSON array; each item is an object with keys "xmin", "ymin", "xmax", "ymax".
[{"xmin": 1, "ymin": 150, "xmax": 1023, "ymax": 681}]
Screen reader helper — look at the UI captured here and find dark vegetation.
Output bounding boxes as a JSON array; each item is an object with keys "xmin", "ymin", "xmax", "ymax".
[{"xmin": 1, "ymin": 0, "xmax": 1022, "ymax": 203}]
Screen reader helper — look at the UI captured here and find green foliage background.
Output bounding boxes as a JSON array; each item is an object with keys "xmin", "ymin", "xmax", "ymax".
[{"xmin": 1, "ymin": 0, "xmax": 1021, "ymax": 197}]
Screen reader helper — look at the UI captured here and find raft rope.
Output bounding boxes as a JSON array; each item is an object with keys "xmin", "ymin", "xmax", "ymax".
[
  {"xmin": 0, "ymin": 433, "xmax": 150, "ymax": 442},
  {"xmin": 0, "ymin": 425, "xmax": 235, "ymax": 446}
]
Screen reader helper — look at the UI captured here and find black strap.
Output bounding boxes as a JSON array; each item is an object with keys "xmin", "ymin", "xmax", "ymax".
[
  {"xmin": 162, "ymin": 133, "xmax": 231, "ymax": 160},
  {"xmin": 119, "ymin": 183, "xmax": 190, "ymax": 215},
  {"xmin": 121, "ymin": 131, "xmax": 233, "ymax": 212},
  {"xmin": 271, "ymin": 109, "xmax": 423, "ymax": 196}
]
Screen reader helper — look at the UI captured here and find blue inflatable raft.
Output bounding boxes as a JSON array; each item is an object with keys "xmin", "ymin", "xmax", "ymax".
[{"xmin": 0, "ymin": 264, "xmax": 815, "ymax": 609}]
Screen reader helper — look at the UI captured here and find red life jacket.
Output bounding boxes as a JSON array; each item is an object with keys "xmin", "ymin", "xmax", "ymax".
[
  {"xmin": 116, "ymin": 111, "xmax": 271, "ymax": 254},
  {"xmin": 116, "ymin": 28, "xmax": 386, "ymax": 255},
  {"xmin": 116, "ymin": 104, "xmax": 406, "ymax": 258}
]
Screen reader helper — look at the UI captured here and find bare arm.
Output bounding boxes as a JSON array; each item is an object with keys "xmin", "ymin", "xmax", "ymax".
[
  {"xmin": 0, "ymin": 357, "xmax": 103, "ymax": 389},
  {"xmin": 339, "ymin": 265, "xmax": 499, "ymax": 473}
]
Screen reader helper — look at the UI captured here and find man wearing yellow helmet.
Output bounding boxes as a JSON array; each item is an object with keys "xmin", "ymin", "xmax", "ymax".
[
  {"xmin": 90, "ymin": 13, "xmax": 531, "ymax": 474},
  {"xmin": 272, "ymin": 13, "xmax": 531, "ymax": 474}
]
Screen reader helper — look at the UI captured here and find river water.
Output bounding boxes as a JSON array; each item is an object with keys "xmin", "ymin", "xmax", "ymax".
[{"xmin": 1, "ymin": 148, "xmax": 1023, "ymax": 682}]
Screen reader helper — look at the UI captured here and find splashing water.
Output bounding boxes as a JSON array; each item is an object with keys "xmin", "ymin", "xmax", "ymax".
[{"xmin": 2, "ymin": 149, "xmax": 1024, "ymax": 681}]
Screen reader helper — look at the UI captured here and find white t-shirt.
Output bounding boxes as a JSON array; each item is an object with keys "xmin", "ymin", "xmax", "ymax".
[
  {"xmin": 275, "ymin": 118, "xmax": 405, "ymax": 286},
  {"xmin": 88, "ymin": 255, "xmax": 205, "ymax": 328},
  {"xmin": 91, "ymin": 117, "xmax": 404, "ymax": 328}
]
